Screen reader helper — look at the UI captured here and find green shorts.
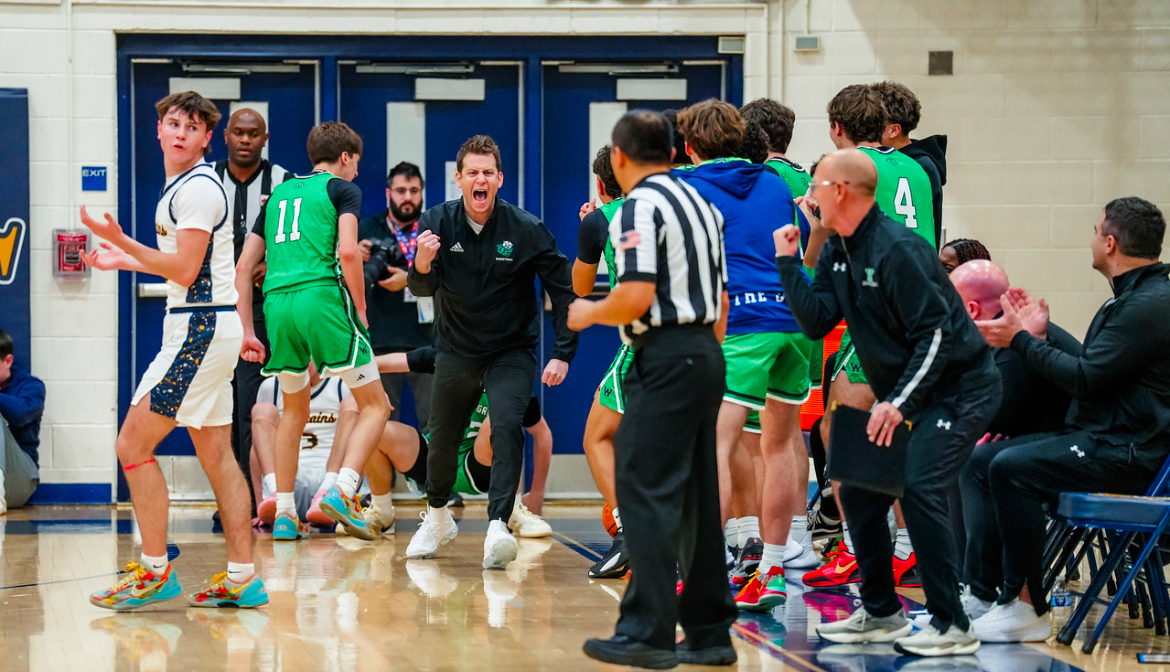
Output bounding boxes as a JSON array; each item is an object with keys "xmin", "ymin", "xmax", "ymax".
[
  {"xmin": 723, "ymin": 331, "xmax": 813, "ymax": 409},
  {"xmin": 406, "ymin": 432, "xmax": 490, "ymax": 496},
  {"xmin": 809, "ymin": 338, "xmax": 824, "ymax": 388},
  {"xmin": 744, "ymin": 410, "xmax": 761, "ymax": 434},
  {"xmin": 262, "ymin": 282, "xmax": 373, "ymax": 377},
  {"xmin": 597, "ymin": 344, "xmax": 634, "ymax": 414},
  {"xmin": 831, "ymin": 328, "xmax": 869, "ymax": 385}
]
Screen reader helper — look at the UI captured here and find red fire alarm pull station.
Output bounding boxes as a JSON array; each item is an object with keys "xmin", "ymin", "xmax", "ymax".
[{"xmin": 53, "ymin": 229, "xmax": 91, "ymax": 281}]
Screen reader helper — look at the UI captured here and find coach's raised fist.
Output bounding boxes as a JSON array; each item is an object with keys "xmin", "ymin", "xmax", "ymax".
[
  {"xmin": 414, "ymin": 230, "xmax": 441, "ymax": 273},
  {"xmin": 773, "ymin": 224, "xmax": 801, "ymax": 258}
]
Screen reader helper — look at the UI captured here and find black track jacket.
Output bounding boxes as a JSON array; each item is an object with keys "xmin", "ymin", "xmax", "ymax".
[
  {"xmin": 776, "ymin": 204, "xmax": 994, "ymax": 420},
  {"xmin": 1010, "ymin": 262, "xmax": 1170, "ymax": 471},
  {"xmin": 407, "ymin": 198, "xmax": 578, "ymax": 363}
]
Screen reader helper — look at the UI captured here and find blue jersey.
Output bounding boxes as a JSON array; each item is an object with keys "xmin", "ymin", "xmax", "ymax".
[{"xmin": 677, "ymin": 159, "xmax": 810, "ymax": 334}]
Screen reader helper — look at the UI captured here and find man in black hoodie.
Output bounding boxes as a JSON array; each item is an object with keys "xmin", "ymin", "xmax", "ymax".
[
  {"xmin": 872, "ymin": 81, "xmax": 947, "ymax": 250},
  {"xmin": 967, "ymin": 197, "xmax": 1170, "ymax": 643},
  {"xmin": 405, "ymin": 135, "xmax": 578, "ymax": 570}
]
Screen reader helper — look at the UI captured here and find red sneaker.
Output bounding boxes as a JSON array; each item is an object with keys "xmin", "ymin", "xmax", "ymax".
[
  {"xmin": 734, "ymin": 567, "xmax": 787, "ymax": 612},
  {"xmin": 893, "ymin": 552, "xmax": 922, "ymax": 587},
  {"xmin": 257, "ymin": 495, "xmax": 277, "ymax": 525},
  {"xmin": 800, "ymin": 542, "xmax": 861, "ymax": 588}
]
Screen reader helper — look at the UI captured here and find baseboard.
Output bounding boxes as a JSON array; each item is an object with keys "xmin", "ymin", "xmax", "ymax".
[{"xmin": 26, "ymin": 483, "xmax": 112, "ymax": 504}]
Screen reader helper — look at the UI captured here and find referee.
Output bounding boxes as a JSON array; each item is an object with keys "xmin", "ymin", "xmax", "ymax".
[
  {"xmin": 774, "ymin": 149, "xmax": 1000, "ymax": 658},
  {"xmin": 572, "ymin": 111, "xmax": 737, "ymax": 669}
]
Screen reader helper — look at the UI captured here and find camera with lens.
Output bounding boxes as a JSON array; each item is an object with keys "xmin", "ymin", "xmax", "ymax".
[{"xmin": 364, "ymin": 241, "xmax": 398, "ymax": 288}]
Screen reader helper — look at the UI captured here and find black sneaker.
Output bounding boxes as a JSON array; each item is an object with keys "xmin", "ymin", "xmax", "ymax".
[
  {"xmin": 678, "ymin": 639, "xmax": 737, "ymax": 666},
  {"xmin": 730, "ymin": 537, "xmax": 763, "ymax": 588},
  {"xmin": 583, "ymin": 635, "xmax": 677, "ymax": 669},
  {"xmin": 589, "ymin": 532, "xmax": 630, "ymax": 578},
  {"xmin": 448, "ymin": 492, "xmax": 465, "ymax": 508},
  {"xmin": 807, "ymin": 509, "xmax": 843, "ymax": 539}
]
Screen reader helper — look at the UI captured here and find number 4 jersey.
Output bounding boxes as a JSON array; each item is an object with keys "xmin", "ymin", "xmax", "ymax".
[
  {"xmin": 858, "ymin": 146, "xmax": 937, "ymax": 249},
  {"xmin": 253, "ymin": 170, "xmax": 364, "ymax": 296}
]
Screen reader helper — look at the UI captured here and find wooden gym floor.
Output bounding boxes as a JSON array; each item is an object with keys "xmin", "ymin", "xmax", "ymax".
[{"xmin": 0, "ymin": 503, "xmax": 1167, "ymax": 672}]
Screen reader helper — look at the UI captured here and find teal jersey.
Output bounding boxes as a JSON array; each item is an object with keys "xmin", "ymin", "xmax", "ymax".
[
  {"xmin": 858, "ymin": 146, "xmax": 936, "ymax": 249},
  {"xmin": 765, "ymin": 157, "xmax": 812, "ymax": 199},
  {"xmin": 599, "ymin": 198, "xmax": 624, "ymax": 291}
]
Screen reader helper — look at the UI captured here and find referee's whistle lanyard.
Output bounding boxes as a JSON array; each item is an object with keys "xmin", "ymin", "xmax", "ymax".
[{"xmin": 390, "ymin": 219, "xmax": 419, "ymax": 267}]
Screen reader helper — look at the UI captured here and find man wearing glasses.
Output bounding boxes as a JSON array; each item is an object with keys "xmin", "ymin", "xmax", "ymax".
[
  {"xmin": 358, "ymin": 162, "xmax": 434, "ymax": 431},
  {"xmin": 775, "ymin": 149, "xmax": 1000, "ymax": 657}
]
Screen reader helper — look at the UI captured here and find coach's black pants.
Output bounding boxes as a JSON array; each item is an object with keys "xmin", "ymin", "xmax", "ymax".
[
  {"xmin": 614, "ymin": 325, "xmax": 737, "ymax": 651},
  {"xmin": 426, "ymin": 348, "xmax": 536, "ymax": 522},
  {"xmin": 839, "ymin": 369, "xmax": 1000, "ymax": 631},
  {"xmin": 960, "ymin": 430, "xmax": 1156, "ymax": 614}
]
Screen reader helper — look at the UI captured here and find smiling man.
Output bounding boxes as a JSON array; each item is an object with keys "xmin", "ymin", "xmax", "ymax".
[{"xmin": 405, "ymin": 135, "xmax": 579, "ymax": 570}]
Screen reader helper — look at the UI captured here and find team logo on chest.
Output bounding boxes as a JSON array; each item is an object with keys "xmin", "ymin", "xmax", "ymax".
[
  {"xmin": 862, "ymin": 268, "xmax": 879, "ymax": 287},
  {"xmin": 497, "ymin": 240, "xmax": 514, "ymax": 258},
  {"xmin": 155, "ymin": 221, "xmax": 168, "ymax": 236}
]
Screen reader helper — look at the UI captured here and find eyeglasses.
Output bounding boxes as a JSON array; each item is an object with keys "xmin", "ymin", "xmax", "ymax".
[{"xmin": 814, "ymin": 180, "xmax": 850, "ymax": 189}]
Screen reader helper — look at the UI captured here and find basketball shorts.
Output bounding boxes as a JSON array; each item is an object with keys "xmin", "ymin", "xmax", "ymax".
[
  {"xmin": 744, "ymin": 411, "xmax": 761, "ymax": 435},
  {"xmin": 723, "ymin": 331, "xmax": 813, "ymax": 409},
  {"xmin": 404, "ymin": 430, "xmax": 492, "ymax": 496},
  {"xmin": 831, "ymin": 328, "xmax": 869, "ymax": 385},
  {"xmin": 262, "ymin": 282, "xmax": 375, "ymax": 388},
  {"xmin": 132, "ymin": 308, "xmax": 242, "ymax": 429},
  {"xmin": 597, "ymin": 344, "xmax": 634, "ymax": 414}
]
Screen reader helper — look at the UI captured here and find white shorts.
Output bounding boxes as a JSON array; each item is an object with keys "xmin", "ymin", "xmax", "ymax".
[{"xmin": 132, "ymin": 308, "xmax": 243, "ymax": 429}]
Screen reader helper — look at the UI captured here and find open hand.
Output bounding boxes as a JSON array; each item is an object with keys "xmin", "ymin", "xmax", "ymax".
[
  {"xmin": 542, "ymin": 359, "xmax": 569, "ymax": 386},
  {"xmin": 866, "ymin": 402, "xmax": 904, "ymax": 448},
  {"xmin": 1004, "ymin": 287, "xmax": 1049, "ymax": 339},
  {"xmin": 81, "ymin": 241, "xmax": 131, "ymax": 272},
  {"xmin": 80, "ymin": 206, "xmax": 125, "ymax": 243}
]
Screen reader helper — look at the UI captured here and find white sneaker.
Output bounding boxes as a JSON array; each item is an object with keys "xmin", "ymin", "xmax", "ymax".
[
  {"xmin": 783, "ymin": 533, "xmax": 819, "ymax": 569},
  {"xmin": 507, "ymin": 500, "xmax": 551, "ymax": 538},
  {"xmin": 817, "ymin": 607, "xmax": 912, "ymax": 643},
  {"xmin": 363, "ymin": 504, "xmax": 396, "ymax": 535},
  {"xmin": 911, "ymin": 585, "xmax": 994, "ymax": 628},
  {"xmin": 405, "ymin": 505, "xmax": 458, "ymax": 559},
  {"xmin": 972, "ymin": 599, "xmax": 1051, "ymax": 643},
  {"xmin": 483, "ymin": 519, "xmax": 519, "ymax": 570},
  {"xmin": 894, "ymin": 622, "xmax": 980, "ymax": 657}
]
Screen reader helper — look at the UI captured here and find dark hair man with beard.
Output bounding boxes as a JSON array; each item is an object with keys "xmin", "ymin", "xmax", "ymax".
[{"xmin": 357, "ymin": 161, "xmax": 434, "ymax": 429}]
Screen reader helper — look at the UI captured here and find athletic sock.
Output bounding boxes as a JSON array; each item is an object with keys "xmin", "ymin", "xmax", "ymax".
[
  {"xmin": 372, "ymin": 492, "xmax": 395, "ymax": 513},
  {"xmin": 337, "ymin": 468, "xmax": 361, "ymax": 499},
  {"xmin": 791, "ymin": 514, "xmax": 809, "ymax": 541},
  {"xmin": 611, "ymin": 507, "xmax": 623, "ymax": 532},
  {"xmin": 894, "ymin": 528, "xmax": 914, "ymax": 560},
  {"xmin": 841, "ymin": 523, "xmax": 854, "ymax": 555},
  {"xmin": 317, "ymin": 471, "xmax": 339, "ymax": 497},
  {"xmin": 141, "ymin": 553, "xmax": 169, "ymax": 576},
  {"xmin": 262, "ymin": 473, "xmax": 277, "ymax": 499},
  {"xmin": 737, "ymin": 516, "xmax": 760, "ymax": 548},
  {"xmin": 276, "ymin": 492, "xmax": 296, "ymax": 519},
  {"xmin": 724, "ymin": 518, "xmax": 740, "ymax": 548},
  {"xmin": 226, "ymin": 562, "xmax": 255, "ymax": 585},
  {"xmin": 759, "ymin": 543, "xmax": 785, "ymax": 574}
]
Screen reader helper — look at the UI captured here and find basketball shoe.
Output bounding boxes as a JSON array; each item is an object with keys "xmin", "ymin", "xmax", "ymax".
[
  {"xmin": 319, "ymin": 486, "xmax": 375, "ymax": 541},
  {"xmin": 187, "ymin": 572, "xmax": 269, "ymax": 608},
  {"xmin": 801, "ymin": 541, "xmax": 861, "ymax": 588},
  {"xmin": 273, "ymin": 513, "xmax": 308, "ymax": 541},
  {"xmin": 734, "ymin": 567, "xmax": 787, "ymax": 612},
  {"xmin": 90, "ymin": 562, "xmax": 181, "ymax": 611},
  {"xmin": 893, "ymin": 552, "xmax": 922, "ymax": 587}
]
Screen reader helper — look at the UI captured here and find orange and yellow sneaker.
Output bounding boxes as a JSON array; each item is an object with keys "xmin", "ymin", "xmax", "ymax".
[
  {"xmin": 734, "ymin": 567, "xmax": 787, "ymax": 612},
  {"xmin": 893, "ymin": 552, "xmax": 922, "ymax": 587},
  {"xmin": 800, "ymin": 542, "xmax": 861, "ymax": 589},
  {"xmin": 89, "ymin": 562, "xmax": 182, "ymax": 611},
  {"xmin": 187, "ymin": 572, "xmax": 269, "ymax": 608}
]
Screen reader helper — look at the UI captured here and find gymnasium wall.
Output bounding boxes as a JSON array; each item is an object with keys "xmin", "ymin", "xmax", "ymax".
[{"xmin": 0, "ymin": 0, "xmax": 1166, "ymax": 494}]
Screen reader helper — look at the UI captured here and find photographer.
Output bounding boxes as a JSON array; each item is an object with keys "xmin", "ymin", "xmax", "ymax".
[{"xmin": 358, "ymin": 162, "xmax": 433, "ymax": 429}]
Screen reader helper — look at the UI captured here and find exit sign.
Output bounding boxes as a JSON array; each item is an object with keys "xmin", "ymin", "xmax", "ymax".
[{"xmin": 81, "ymin": 166, "xmax": 107, "ymax": 191}]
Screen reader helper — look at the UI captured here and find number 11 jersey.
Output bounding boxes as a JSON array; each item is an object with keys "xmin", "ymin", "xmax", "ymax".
[{"xmin": 858, "ymin": 146, "xmax": 937, "ymax": 249}]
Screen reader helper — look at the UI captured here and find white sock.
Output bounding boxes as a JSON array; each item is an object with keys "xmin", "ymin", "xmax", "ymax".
[
  {"xmin": 276, "ymin": 492, "xmax": 296, "ymax": 519},
  {"xmin": 141, "ymin": 553, "xmax": 169, "ymax": 576},
  {"xmin": 737, "ymin": 516, "xmax": 760, "ymax": 549},
  {"xmin": 317, "ymin": 471, "xmax": 339, "ymax": 497},
  {"xmin": 842, "ymin": 522, "xmax": 854, "ymax": 554},
  {"xmin": 612, "ymin": 507, "xmax": 623, "ymax": 532},
  {"xmin": 372, "ymin": 492, "xmax": 395, "ymax": 513},
  {"xmin": 337, "ymin": 468, "xmax": 361, "ymax": 499},
  {"xmin": 760, "ymin": 542, "xmax": 785, "ymax": 574},
  {"xmin": 724, "ymin": 518, "xmax": 740, "ymax": 548},
  {"xmin": 262, "ymin": 473, "xmax": 277, "ymax": 499},
  {"xmin": 894, "ymin": 528, "xmax": 914, "ymax": 560},
  {"xmin": 791, "ymin": 515, "xmax": 809, "ymax": 541},
  {"xmin": 226, "ymin": 562, "xmax": 255, "ymax": 585}
]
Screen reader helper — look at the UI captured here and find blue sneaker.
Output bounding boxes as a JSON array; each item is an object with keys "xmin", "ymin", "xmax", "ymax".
[
  {"xmin": 318, "ymin": 486, "xmax": 375, "ymax": 541},
  {"xmin": 90, "ymin": 562, "xmax": 182, "ymax": 611},
  {"xmin": 273, "ymin": 514, "xmax": 307, "ymax": 541},
  {"xmin": 187, "ymin": 572, "xmax": 269, "ymax": 608}
]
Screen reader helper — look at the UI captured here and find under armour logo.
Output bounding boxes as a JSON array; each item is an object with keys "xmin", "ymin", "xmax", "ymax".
[
  {"xmin": 833, "ymin": 262, "xmax": 847, "ymax": 272},
  {"xmin": 1070, "ymin": 445, "xmax": 1085, "ymax": 458},
  {"xmin": 937, "ymin": 419, "xmax": 951, "ymax": 430}
]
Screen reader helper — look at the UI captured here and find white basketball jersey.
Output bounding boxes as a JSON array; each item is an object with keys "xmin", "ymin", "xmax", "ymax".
[
  {"xmin": 154, "ymin": 161, "xmax": 237, "ymax": 311},
  {"xmin": 257, "ymin": 376, "xmax": 352, "ymax": 473}
]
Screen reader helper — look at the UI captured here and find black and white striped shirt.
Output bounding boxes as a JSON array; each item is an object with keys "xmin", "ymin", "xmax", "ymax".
[
  {"xmin": 608, "ymin": 172, "xmax": 727, "ymax": 344},
  {"xmin": 213, "ymin": 159, "xmax": 291, "ymax": 261}
]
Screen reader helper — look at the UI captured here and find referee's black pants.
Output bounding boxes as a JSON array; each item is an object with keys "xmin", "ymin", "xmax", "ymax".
[
  {"xmin": 839, "ymin": 368, "xmax": 1000, "ymax": 632},
  {"xmin": 425, "ymin": 348, "xmax": 536, "ymax": 522},
  {"xmin": 614, "ymin": 325, "xmax": 737, "ymax": 651}
]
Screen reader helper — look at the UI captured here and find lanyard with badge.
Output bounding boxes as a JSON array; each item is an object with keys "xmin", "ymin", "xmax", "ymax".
[{"xmin": 390, "ymin": 218, "xmax": 434, "ymax": 324}]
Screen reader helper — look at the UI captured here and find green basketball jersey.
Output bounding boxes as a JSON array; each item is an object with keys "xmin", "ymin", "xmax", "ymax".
[
  {"xmin": 426, "ymin": 392, "xmax": 489, "ymax": 458},
  {"xmin": 858, "ymin": 146, "xmax": 936, "ymax": 249},
  {"xmin": 599, "ymin": 198, "xmax": 624, "ymax": 291},
  {"xmin": 765, "ymin": 157, "xmax": 812, "ymax": 200},
  {"xmin": 262, "ymin": 172, "xmax": 343, "ymax": 295}
]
